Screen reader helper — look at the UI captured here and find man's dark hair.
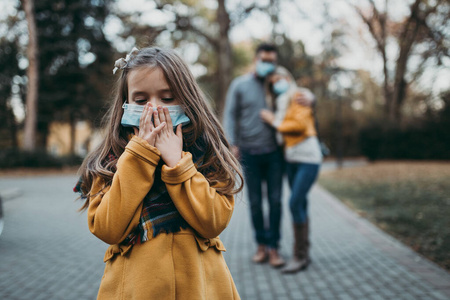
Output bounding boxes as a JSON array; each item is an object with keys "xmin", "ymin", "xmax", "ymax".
[{"xmin": 255, "ymin": 43, "xmax": 277, "ymax": 55}]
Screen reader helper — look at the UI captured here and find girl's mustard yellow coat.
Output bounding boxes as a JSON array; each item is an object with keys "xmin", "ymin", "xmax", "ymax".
[{"xmin": 88, "ymin": 136, "xmax": 240, "ymax": 300}]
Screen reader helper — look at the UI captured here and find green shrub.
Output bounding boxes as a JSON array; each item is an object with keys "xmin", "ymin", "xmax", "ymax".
[{"xmin": 359, "ymin": 122, "xmax": 450, "ymax": 161}]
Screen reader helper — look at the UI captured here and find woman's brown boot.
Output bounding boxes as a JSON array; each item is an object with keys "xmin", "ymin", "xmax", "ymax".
[{"xmin": 282, "ymin": 222, "xmax": 310, "ymax": 273}]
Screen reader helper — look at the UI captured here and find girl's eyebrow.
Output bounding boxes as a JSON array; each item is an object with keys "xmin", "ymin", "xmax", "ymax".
[
  {"xmin": 130, "ymin": 91, "xmax": 148, "ymax": 98},
  {"xmin": 130, "ymin": 89, "xmax": 172, "ymax": 98}
]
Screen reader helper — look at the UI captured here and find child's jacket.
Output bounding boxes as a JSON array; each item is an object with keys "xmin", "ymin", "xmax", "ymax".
[
  {"xmin": 276, "ymin": 101, "xmax": 317, "ymax": 147},
  {"xmin": 272, "ymin": 89, "xmax": 322, "ymax": 164},
  {"xmin": 88, "ymin": 136, "xmax": 240, "ymax": 300}
]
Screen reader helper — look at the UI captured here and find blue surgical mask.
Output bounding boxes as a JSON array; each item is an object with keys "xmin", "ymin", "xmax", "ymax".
[
  {"xmin": 121, "ymin": 103, "xmax": 191, "ymax": 128},
  {"xmin": 273, "ymin": 79, "xmax": 290, "ymax": 95},
  {"xmin": 255, "ymin": 61, "xmax": 275, "ymax": 78}
]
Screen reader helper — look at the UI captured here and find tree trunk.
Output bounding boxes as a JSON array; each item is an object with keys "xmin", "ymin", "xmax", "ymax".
[
  {"xmin": 23, "ymin": 0, "xmax": 39, "ymax": 151},
  {"xmin": 70, "ymin": 113, "xmax": 76, "ymax": 155},
  {"xmin": 216, "ymin": 0, "xmax": 232, "ymax": 119},
  {"xmin": 390, "ymin": 1, "xmax": 421, "ymax": 123},
  {"xmin": 381, "ymin": 47, "xmax": 393, "ymax": 121},
  {"xmin": 377, "ymin": 3, "xmax": 394, "ymax": 123},
  {"xmin": 269, "ymin": 0, "xmax": 280, "ymax": 39},
  {"xmin": 8, "ymin": 108, "xmax": 18, "ymax": 149}
]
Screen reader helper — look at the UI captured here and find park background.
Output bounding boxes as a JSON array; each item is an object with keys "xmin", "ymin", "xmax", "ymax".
[{"xmin": 0, "ymin": 0, "xmax": 449, "ymax": 280}]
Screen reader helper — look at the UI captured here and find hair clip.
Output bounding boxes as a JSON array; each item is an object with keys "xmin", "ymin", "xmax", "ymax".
[{"xmin": 113, "ymin": 47, "xmax": 140, "ymax": 74}]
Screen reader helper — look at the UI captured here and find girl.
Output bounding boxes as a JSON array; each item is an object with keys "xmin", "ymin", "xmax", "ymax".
[
  {"xmin": 260, "ymin": 66, "xmax": 322, "ymax": 273},
  {"xmin": 75, "ymin": 47, "xmax": 243, "ymax": 299}
]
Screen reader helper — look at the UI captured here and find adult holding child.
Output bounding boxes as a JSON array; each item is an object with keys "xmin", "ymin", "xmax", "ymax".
[
  {"xmin": 223, "ymin": 43, "xmax": 285, "ymax": 267},
  {"xmin": 260, "ymin": 66, "xmax": 322, "ymax": 273}
]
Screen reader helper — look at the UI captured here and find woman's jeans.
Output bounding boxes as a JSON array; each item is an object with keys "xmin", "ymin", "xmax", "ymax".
[
  {"xmin": 240, "ymin": 148, "xmax": 284, "ymax": 249},
  {"xmin": 286, "ymin": 162, "xmax": 320, "ymax": 224}
]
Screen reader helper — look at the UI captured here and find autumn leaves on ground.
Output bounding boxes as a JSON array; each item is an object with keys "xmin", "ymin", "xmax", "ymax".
[{"xmin": 319, "ymin": 161, "xmax": 450, "ymax": 271}]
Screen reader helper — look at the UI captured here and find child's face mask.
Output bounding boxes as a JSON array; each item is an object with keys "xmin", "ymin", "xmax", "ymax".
[
  {"xmin": 273, "ymin": 79, "xmax": 290, "ymax": 95},
  {"xmin": 121, "ymin": 103, "xmax": 191, "ymax": 128}
]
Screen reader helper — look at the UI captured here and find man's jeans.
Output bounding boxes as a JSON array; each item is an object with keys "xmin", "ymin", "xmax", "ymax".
[
  {"xmin": 240, "ymin": 148, "xmax": 284, "ymax": 249},
  {"xmin": 286, "ymin": 162, "xmax": 320, "ymax": 224}
]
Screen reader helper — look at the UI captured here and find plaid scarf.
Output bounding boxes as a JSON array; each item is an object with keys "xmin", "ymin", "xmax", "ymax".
[
  {"xmin": 121, "ymin": 164, "xmax": 190, "ymax": 245},
  {"xmin": 75, "ymin": 138, "xmax": 206, "ymax": 246}
]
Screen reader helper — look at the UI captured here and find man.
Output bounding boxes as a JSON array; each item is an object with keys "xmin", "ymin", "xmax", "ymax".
[{"xmin": 223, "ymin": 43, "xmax": 285, "ymax": 267}]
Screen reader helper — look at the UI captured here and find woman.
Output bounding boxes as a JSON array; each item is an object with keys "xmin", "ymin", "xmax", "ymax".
[{"xmin": 260, "ymin": 66, "xmax": 322, "ymax": 273}]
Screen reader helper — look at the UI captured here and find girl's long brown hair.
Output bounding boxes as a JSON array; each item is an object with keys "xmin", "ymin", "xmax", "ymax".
[{"xmin": 78, "ymin": 47, "xmax": 243, "ymax": 210}]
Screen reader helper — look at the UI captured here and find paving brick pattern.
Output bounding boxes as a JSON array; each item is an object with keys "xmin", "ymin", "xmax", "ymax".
[{"xmin": 0, "ymin": 174, "xmax": 449, "ymax": 300}]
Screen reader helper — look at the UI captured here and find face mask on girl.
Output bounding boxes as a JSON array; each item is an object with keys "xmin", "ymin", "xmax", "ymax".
[
  {"xmin": 255, "ymin": 61, "xmax": 275, "ymax": 78},
  {"xmin": 121, "ymin": 103, "xmax": 191, "ymax": 128},
  {"xmin": 272, "ymin": 79, "xmax": 290, "ymax": 95}
]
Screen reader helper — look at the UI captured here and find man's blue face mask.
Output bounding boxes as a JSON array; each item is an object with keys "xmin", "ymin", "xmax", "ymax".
[
  {"xmin": 121, "ymin": 103, "xmax": 191, "ymax": 128},
  {"xmin": 255, "ymin": 61, "xmax": 275, "ymax": 78},
  {"xmin": 273, "ymin": 79, "xmax": 290, "ymax": 95}
]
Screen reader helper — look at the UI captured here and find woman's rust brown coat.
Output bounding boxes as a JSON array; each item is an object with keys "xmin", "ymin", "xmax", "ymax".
[{"xmin": 88, "ymin": 136, "xmax": 240, "ymax": 299}]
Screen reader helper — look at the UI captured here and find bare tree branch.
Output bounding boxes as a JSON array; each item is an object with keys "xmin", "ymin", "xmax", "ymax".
[
  {"xmin": 352, "ymin": 4, "xmax": 385, "ymax": 54},
  {"xmin": 229, "ymin": 3, "xmax": 269, "ymax": 27},
  {"xmin": 173, "ymin": 15, "xmax": 219, "ymax": 49}
]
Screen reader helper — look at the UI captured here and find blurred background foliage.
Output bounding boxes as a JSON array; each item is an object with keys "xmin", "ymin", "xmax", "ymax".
[{"xmin": 0, "ymin": 0, "xmax": 449, "ymax": 168}]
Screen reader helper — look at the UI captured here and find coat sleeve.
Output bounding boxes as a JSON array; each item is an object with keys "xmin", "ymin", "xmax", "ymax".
[
  {"xmin": 161, "ymin": 152, "xmax": 234, "ymax": 239},
  {"xmin": 87, "ymin": 136, "xmax": 161, "ymax": 245},
  {"xmin": 222, "ymin": 79, "xmax": 240, "ymax": 146},
  {"xmin": 277, "ymin": 104, "xmax": 312, "ymax": 134}
]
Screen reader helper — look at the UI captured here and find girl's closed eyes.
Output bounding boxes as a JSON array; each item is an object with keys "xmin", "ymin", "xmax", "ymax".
[{"xmin": 134, "ymin": 97, "xmax": 175, "ymax": 104}]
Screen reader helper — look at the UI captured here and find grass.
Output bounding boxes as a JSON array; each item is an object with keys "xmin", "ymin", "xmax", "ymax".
[{"xmin": 318, "ymin": 161, "xmax": 450, "ymax": 270}]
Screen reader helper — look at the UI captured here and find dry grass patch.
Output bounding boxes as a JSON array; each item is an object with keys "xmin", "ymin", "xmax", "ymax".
[{"xmin": 319, "ymin": 161, "xmax": 450, "ymax": 270}]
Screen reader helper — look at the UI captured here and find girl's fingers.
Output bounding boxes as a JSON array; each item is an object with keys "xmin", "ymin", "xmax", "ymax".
[
  {"xmin": 143, "ymin": 105, "xmax": 152, "ymax": 131},
  {"xmin": 164, "ymin": 107, "xmax": 173, "ymax": 129},
  {"xmin": 158, "ymin": 106, "xmax": 167, "ymax": 129},
  {"xmin": 147, "ymin": 103, "xmax": 154, "ymax": 129},
  {"xmin": 176, "ymin": 124, "xmax": 182, "ymax": 138},
  {"xmin": 139, "ymin": 104, "xmax": 147, "ymax": 129},
  {"xmin": 152, "ymin": 122, "xmax": 166, "ymax": 135},
  {"xmin": 153, "ymin": 107, "xmax": 161, "ymax": 127}
]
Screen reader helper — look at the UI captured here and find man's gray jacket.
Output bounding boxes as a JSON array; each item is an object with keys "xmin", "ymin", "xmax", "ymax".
[{"xmin": 223, "ymin": 73, "xmax": 278, "ymax": 153}]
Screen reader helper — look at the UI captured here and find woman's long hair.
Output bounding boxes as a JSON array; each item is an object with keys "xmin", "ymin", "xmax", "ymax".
[
  {"xmin": 78, "ymin": 47, "xmax": 243, "ymax": 210},
  {"xmin": 265, "ymin": 66, "xmax": 297, "ymax": 110}
]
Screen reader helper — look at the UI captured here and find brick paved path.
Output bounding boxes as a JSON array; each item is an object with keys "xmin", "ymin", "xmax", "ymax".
[{"xmin": 0, "ymin": 173, "xmax": 449, "ymax": 300}]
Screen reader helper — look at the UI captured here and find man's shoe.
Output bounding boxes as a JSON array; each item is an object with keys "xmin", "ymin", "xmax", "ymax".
[
  {"xmin": 252, "ymin": 245, "xmax": 268, "ymax": 263},
  {"xmin": 268, "ymin": 249, "xmax": 285, "ymax": 268}
]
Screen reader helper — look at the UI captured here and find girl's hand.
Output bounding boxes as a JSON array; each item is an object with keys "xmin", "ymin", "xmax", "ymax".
[
  {"xmin": 260, "ymin": 109, "xmax": 275, "ymax": 125},
  {"xmin": 293, "ymin": 91, "xmax": 314, "ymax": 107},
  {"xmin": 135, "ymin": 102, "xmax": 166, "ymax": 146},
  {"xmin": 154, "ymin": 106, "xmax": 183, "ymax": 167}
]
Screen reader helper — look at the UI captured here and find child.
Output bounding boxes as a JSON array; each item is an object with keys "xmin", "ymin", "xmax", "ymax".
[
  {"xmin": 260, "ymin": 66, "xmax": 322, "ymax": 273},
  {"xmin": 75, "ymin": 47, "xmax": 243, "ymax": 299}
]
